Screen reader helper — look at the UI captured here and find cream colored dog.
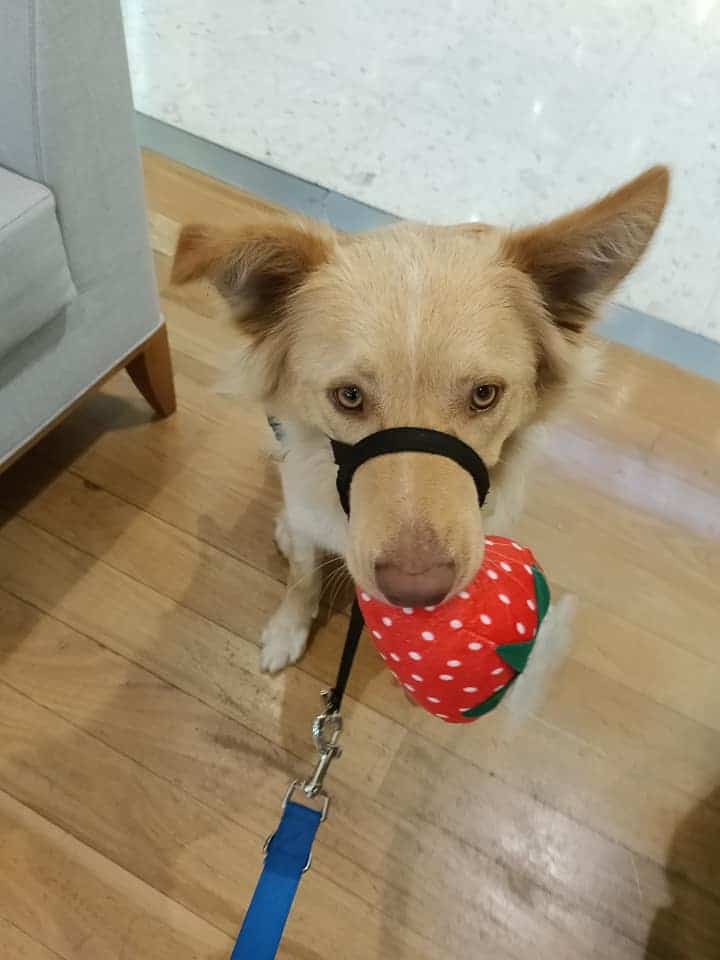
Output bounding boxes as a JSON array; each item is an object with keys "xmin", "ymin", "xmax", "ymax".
[{"xmin": 172, "ymin": 166, "xmax": 668, "ymax": 673}]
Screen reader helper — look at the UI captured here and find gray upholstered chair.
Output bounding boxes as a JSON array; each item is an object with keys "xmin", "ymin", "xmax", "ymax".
[{"xmin": 0, "ymin": 0, "xmax": 174, "ymax": 473}]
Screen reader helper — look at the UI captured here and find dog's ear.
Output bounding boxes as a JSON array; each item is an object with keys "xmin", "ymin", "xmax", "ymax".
[
  {"xmin": 172, "ymin": 216, "xmax": 336, "ymax": 401},
  {"xmin": 171, "ymin": 215, "xmax": 336, "ymax": 325},
  {"xmin": 502, "ymin": 166, "xmax": 669, "ymax": 336}
]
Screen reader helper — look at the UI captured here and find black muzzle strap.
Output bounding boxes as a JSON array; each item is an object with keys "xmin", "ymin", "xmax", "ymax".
[{"xmin": 330, "ymin": 426, "xmax": 490, "ymax": 517}]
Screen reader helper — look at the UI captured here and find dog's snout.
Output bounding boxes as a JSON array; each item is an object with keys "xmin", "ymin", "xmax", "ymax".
[
  {"xmin": 375, "ymin": 561, "xmax": 456, "ymax": 608},
  {"xmin": 374, "ymin": 526, "xmax": 455, "ymax": 607}
]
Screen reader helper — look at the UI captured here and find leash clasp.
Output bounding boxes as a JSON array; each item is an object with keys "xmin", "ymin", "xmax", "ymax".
[
  {"xmin": 263, "ymin": 696, "xmax": 342, "ymax": 874},
  {"xmin": 303, "ymin": 690, "xmax": 343, "ymax": 800}
]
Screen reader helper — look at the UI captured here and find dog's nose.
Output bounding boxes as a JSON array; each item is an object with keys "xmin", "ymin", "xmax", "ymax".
[
  {"xmin": 375, "ymin": 561, "xmax": 456, "ymax": 608},
  {"xmin": 374, "ymin": 525, "xmax": 456, "ymax": 608}
]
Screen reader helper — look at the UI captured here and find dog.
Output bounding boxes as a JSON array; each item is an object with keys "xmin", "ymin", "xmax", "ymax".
[{"xmin": 171, "ymin": 165, "xmax": 668, "ymax": 674}]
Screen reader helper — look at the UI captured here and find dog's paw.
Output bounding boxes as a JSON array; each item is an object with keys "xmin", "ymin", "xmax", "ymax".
[{"xmin": 260, "ymin": 610, "xmax": 310, "ymax": 674}]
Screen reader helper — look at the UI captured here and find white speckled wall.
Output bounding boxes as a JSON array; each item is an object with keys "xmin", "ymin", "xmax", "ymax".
[{"xmin": 122, "ymin": 0, "xmax": 720, "ymax": 343}]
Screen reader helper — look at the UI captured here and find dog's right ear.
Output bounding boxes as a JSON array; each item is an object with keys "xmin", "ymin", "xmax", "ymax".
[
  {"xmin": 171, "ymin": 215, "xmax": 336, "ymax": 325},
  {"xmin": 502, "ymin": 165, "xmax": 669, "ymax": 337}
]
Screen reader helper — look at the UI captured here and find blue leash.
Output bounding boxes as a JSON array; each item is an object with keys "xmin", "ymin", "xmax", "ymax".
[
  {"xmin": 230, "ymin": 789, "xmax": 325, "ymax": 959},
  {"xmin": 229, "ymin": 607, "xmax": 359, "ymax": 960}
]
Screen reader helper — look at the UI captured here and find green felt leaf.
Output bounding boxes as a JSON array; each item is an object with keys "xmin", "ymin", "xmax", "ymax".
[
  {"xmin": 532, "ymin": 566, "xmax": 550, "ymax": 625},
  {"xmin": 496, "ymin": 640, "xmax": 535, "ymax": 674},
  {"xmin": 461, "ymin": 681, "xmax": 514, "ymax": 719}
]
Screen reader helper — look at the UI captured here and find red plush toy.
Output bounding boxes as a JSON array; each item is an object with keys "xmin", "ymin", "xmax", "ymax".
[{"xmin": 357, "ymin": 536, "xmax": 550, "ymax": 723}]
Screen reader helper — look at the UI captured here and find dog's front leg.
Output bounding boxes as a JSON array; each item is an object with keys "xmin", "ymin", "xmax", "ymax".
[{"xmin": 260, "ymin": 510, "xmax": 322, "ymax": 673}]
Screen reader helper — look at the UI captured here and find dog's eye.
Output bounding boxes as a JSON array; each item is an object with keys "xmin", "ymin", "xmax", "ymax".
[
  {"xmin": 470, "ymin": 383, "xmax": 500, "ymax": 412},
  {"xmin": 334, "ymin": 385, "xmax": 364, "ymax": 412}
]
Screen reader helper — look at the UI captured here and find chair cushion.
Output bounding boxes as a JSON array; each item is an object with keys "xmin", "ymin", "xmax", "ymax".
[{"xmin": 0, "ymin": 166, "xmax": 75, "ymax": 360}]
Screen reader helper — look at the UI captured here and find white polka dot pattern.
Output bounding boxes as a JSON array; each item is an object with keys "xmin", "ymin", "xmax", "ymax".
[{"xmin": 356, "ymin": 535, "xmax": 545, "ymax": 725}]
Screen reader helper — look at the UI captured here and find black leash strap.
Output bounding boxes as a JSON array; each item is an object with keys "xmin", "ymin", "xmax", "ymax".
[
  {"xmin": 326, "ymin": 598, "xmax": 365, "ymax": 715},
  {"xmin": 331, "ymin": 426, "xmax": 490, "ymax": 516}
]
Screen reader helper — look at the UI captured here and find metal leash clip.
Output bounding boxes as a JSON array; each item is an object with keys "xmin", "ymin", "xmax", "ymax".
[
  {"xmin": 303, "ymin": 689, "xmax": 343, "ymax": 804},
  {"xmin": 264, "ymin": 692, "xmax": 342, "ymax": 873}
]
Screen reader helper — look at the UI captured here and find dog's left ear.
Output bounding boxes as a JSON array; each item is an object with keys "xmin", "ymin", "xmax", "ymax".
[
  {"xmin": 172, "ymin": 215, "xmax": 336, "ymax": 400},
  {"xmin": 502, "ymin": 165, "xmax": 669, "ymax": 336},
  {"xmin": 172, "ymin": 215, "xmax": 336, "ymax": 326}
]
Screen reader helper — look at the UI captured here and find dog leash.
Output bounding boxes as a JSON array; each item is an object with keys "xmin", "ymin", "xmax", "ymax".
[
  {"xmin": 229, "ymin": 600, "xmax": 364, "ymax": 960},
  {"xmin": 231, "ymin": 424, "xmax": 491, "ymax": 958}
]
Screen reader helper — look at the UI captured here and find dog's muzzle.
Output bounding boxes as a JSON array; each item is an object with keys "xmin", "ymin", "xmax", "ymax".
[{"xmin": 330, "ymin": 427, "xmax": 490, "ymax": 517}]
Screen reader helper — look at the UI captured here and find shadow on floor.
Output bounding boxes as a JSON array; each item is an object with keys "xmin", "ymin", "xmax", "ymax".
[
  {"xmin": 645, "ymin": 786, "xmax": 720, "ymax": 959},
  {"xmin": 0, "ymin": 387, "xmax": 154, "ymax": 668}
]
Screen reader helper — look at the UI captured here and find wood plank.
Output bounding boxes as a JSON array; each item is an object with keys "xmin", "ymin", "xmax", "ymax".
[
  {"xmin": 142, "ymin": 150, "xmax": 284, "ymax": 227},
  {"xmin": 0, "ymin": 512, "xmax": 403, "ymax": 799},
  {"xmin": 0, "ymin": 789, "xmax": 229, "ymax": 960},
  {"xmin": 148, "ymin": 208, "xmax": 180, "ymax": 257},
  {"xmin": 1, "ymin": 918, "xmax": 63, "ymax": 960}
]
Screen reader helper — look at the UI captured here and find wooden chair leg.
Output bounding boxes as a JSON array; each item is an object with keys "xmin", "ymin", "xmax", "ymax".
[{"xmin": 126, "ymin": 325, "xmax": 176, "ymax": 417}]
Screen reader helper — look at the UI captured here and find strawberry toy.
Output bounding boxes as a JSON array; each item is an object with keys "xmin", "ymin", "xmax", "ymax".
[{"xmin": 357, "ymin": 536, "xmax": 549, "ymax": 723}]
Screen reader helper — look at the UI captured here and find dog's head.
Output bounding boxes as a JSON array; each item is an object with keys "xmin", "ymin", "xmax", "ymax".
[{"xmin": 173, "ymin": 166, "xmax": 668, "ymax": 605}]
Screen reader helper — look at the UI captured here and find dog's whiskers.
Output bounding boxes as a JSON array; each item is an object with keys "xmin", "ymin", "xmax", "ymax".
[
  {"xmin": 284, "ymin": 554, "xmax": 341, "ymax": 599},
  {"xmin": 325, "ymin": 563, "xmax": 352, "ymax": 613}
]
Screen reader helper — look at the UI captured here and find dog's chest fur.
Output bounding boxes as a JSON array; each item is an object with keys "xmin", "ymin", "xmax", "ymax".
[{"xmin": 270, "ymin": 418, "xmax": 350, "ymax": 556}]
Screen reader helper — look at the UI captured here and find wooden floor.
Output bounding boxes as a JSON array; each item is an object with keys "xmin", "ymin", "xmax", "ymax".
[{"xmin": 1, "ymin": 152, "xmax": 719, "ymax": 960}]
